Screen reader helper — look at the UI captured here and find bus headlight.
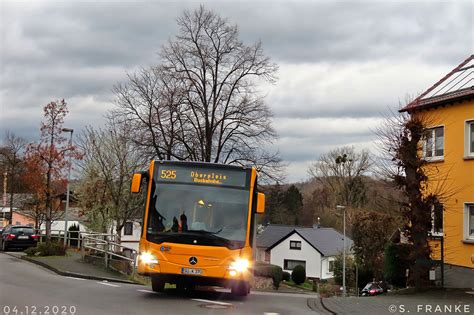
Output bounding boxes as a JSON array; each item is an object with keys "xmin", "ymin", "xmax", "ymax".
[
  {"xmin": 229, "ymin": 259, "xmax": 250, "ymax": 272},
  {"xmin": 140, "ymin": 252, "xmax": 159, "ymax": 265}
]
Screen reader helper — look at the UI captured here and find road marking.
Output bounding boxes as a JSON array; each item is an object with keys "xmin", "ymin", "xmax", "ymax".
[
  {"xmin": 264, "ymin": 313, "xmax": 280, "ymax": 315},
  {"xmin": 97, "ymin": 281, "xmax": 120, "ymax": 288},
  {"xmin": 65, "ymin": 276, "xmax": 86, "ymax": 281},
  {"xmin": 137, "ymin": 289, "xmax": 156, "ymax": 293},
  {"xmin": 192, "ymin": 299, "xmax": 232, "ymax": 306}
]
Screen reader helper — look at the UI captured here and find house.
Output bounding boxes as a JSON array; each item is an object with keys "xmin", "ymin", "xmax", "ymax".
[
  {"xmin": 115, "ymin": 220, "xmax": 142, "ymax": 251},
  {"xmin": 0, "ymin": 207, "xmax": 35, "ymax": 228},
  {"xmin": 257, "ymin": 224, "xmax": 353, "ymax": 279},
  {"xmin": 400, "ymin": 54, "xmax": 474, "ymax": 288}
]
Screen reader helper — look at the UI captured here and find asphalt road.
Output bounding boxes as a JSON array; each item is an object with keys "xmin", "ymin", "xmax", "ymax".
[{"xmin": 0, "ymin": 253, "xmax": 320, "ymax": 315}]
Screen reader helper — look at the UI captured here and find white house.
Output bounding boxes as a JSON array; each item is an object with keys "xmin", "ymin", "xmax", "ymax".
[
  {"xmin": 118, "ymin": 220, "xmax": 142, "ymax": 251},
  {"xmin": 257, "ymin": 225, "xmax": 353, "ymax": 280}
]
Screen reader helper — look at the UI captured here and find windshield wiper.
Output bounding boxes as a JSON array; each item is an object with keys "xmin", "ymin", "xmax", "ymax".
[{"xmin": 187, "ymin": 228, "xmax": 222, "ymax": 235}]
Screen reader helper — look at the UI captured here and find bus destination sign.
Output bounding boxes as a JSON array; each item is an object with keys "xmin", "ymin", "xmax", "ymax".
[{"xmin": 156, "ymin": 165, "xmax": 247, "ymax": 188}]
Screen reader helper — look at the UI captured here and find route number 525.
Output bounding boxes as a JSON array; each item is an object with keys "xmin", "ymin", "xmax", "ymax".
[{"xmin": 160, "ymin": 169, "xmax": 176, "ymax": 179}]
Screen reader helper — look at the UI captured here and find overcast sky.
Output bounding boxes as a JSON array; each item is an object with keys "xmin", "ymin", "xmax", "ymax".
[{"xmin": 0, "ymin": 0, "xmax": 472, "ymax": 182}]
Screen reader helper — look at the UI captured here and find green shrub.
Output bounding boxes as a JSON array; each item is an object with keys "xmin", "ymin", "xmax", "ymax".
[
  {"xmin": 384, "ymin": 243, "xmax": 412, "ymax": 287},
  {"xmin": 271, "ymin": 266, "xmax": 283, "ymax": 289},
  {"xmin": 25, "ymin": 242, "xmax": 67, "ymax": 256},
  {"xmin": 24, "ymin": 247, "xmax": 37, "ymax": 256},
  {"xmin": 254, "ymin": 262, "xmax": 283, "ymax": 289},
  {"xmin": 282, "ymin": 271, "xmax": 291, "ymax": 281},
  {"xmin": 68, "ymin": 224, "xmax": 80, "ymax": 247},
  {"xmin": 291, "ymin": 265, "xmax": 306, "ymax": 285}
]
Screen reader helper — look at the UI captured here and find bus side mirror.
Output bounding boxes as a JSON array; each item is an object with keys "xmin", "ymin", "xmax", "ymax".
[
  {"xmin": 131, "ymin": 173, "xmax": 142, "ymax": 193},
  {"xmin": 256, "ymin": 193, "xmax": 265, "ymax": 214}
]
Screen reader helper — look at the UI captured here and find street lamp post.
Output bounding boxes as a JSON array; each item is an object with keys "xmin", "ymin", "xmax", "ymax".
[
  {"xmin": 62, "ymin": 128, "xmax": 73, "ymax": 247},
  {"xmin": 336, "ymin": 205, "xmax": 347, "ymax": 297}
]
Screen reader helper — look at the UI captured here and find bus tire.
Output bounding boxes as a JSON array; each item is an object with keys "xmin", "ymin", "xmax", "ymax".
[
  {"xmin": 151, "ymin": 277, "xmax": 165, "ymax": 292},
  {"xmin": 231, "ymin": 282, "xmax": 249, "ymax": 297}
]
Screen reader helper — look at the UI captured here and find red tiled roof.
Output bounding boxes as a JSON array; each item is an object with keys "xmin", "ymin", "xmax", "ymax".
[{"xmin": 400, "ymin": 55, "xmax": 474, "ymax": 112}]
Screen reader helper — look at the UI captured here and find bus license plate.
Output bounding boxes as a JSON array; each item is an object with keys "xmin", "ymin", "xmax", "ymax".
[{"xmin": 181, "ymin": 268, "xmax": 202, "ymax": 275}]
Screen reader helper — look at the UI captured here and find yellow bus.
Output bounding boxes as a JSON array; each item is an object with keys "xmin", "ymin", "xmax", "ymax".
[{"xmin": 131, "ymin": 161, "xmax": 265, "ymax": 296}]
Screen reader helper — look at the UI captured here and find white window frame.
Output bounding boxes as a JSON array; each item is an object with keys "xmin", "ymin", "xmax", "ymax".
[
  {"xmin": 124, "ymin": 221, "xmax": 133, "ymax": 236},
  {"xmin": 423, "ymin": 125, "xmax": 445, "ymax": 161},
  {"xmin": 289, "ymin": 240, "xmax": 302, "ymax": 250},
  {"xmin": 430, "ymin": 202, "xmax": 444, "ymax": 237},
  {"xmin": 328, "ymin": 260, "xmax": 335, "ymax": 273},
  {"xmin": 465, "ymin": 120, "xmax": 474, "ymax": 158},
  {"xmin": 283, "ymin": 259, "xmax": 306, "ymax": 271},
  {"xmin": 464, "ymin": 203, "xmax": 474, "ymax": 240}
]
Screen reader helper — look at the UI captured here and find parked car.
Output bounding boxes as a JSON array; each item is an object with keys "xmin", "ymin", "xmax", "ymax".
[
  {"xmin": 361, "ymin": 282, "xmax": 384, "ymax": 296},
  {"xmin": 0, "ymin": 225, "xmax": 39, "ymax": 251}
]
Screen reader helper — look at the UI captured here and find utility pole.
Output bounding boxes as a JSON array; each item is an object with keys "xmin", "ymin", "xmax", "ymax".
[
  {"xmin": 3, "ymin": 172, "xmax": 7, "ymax": 207},
  {"xmin": 337, "ymin": 205, "xmax": 347, "ymax": 297},
  {"xmin": 62, "ymin": 128, "xmax": 73, "ymax": 246}
]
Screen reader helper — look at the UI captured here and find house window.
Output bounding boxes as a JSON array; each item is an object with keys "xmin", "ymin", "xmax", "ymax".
[
  {"xmin": 423, "ymin": 126, "xmax": 444, "ymax": 159},
  {"xmin": 290, "ymin": 240, "xmax": 301, "ymax": 250},
  {"xmin": 466, "ymin": 121, "xmax": 474, "ymax": 157},
  {"xmin": 124, "ymin": 222, "xmax": 133, "ymax": 236},
  {"xmin": 466, "ymin": 204, "xmax": 474, "ymax": 240},
  {"xmin": 431, "ymin": 202, "xmax": 444, "ymax": 235},
  {"xmin": 284, "ymin": 259, "xmax": 306, "ymax": 270},
  {"xmin": 328, "ymin": 260, "xmax": 335, "ymax": 272},
  {"xmin": 264, "ymin": 251, "xmax": 270, "ymax": 262}
]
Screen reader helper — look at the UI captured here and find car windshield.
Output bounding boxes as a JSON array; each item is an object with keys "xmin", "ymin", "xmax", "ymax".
[
  {"xmin": 363, "ymin": 283, "xmax": 378, "ymax": 290},
  {"xmin": 11, "ymin": 227, "xmax": 34, "ymax": 235},
  {"xmin": 147, "ymin": 181, "xmax": 250, "ymax": 248}
]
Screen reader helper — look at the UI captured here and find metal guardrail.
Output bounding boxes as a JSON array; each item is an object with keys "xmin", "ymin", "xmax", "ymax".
[
  {"xmin": 81, "ymin": 233, "xmax": 138, "ymax": 275},
  {"xmin": 34, "ymin": 229, "xmax": 138, "ymax": 275}
]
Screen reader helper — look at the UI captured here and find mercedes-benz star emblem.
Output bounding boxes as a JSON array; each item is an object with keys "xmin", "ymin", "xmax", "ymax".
[{"xmin": 189, "ymin": 256, "xmax": 198, "ymax": 265}]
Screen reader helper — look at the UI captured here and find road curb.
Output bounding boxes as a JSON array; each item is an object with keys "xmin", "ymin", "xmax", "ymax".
[
  {"xmin": 306, "ymin": 298, "xmax": 333, "ymax": 314},
  {"xmin": 319, "ymin": 298, "xmax": 337, "ymax": 315},
  {"xmin": 4, "ymin": 252, "xmax": 140, "ymax": 285}
]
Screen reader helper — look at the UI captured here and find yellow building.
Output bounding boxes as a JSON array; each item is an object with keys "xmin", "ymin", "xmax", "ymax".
[{"xmin": 401, "ymin": 55, "xmax": 474, "ymax": 288}]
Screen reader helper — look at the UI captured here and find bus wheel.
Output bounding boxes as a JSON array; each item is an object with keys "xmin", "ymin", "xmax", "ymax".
[
  {"xmin": 151, "ymin": 277, "xmax": 165, "ymax": 292},
  {"xmin": 231, "ymin": 282, "xmax": 249, "ymax": 297}
]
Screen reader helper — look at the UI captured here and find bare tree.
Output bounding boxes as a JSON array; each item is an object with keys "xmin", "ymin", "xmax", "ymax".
[
  {"xmin": 308, "ymin": 146, "xmax": 371, "ymax": 208},
  {"xmin": 77, "ymin": 117, "xmax": 147, "ymax": 241},
  {"xmin": 113, "ymin": 6, "xmax": 283, "ymax": 182},
  {"xmin": 25, "ymin": 100, "xmax": 76, "ymax": 244},
  {"xmin": 113, "ymin": 66, "xmax": 189, "ymax": 161},
  {"xmin": 0, "ymin": 131, "xmax": 26, "ymax": 224},
  {"xmin": 377, "ymin": 111, "xmax": 454, "ymax": 289}
]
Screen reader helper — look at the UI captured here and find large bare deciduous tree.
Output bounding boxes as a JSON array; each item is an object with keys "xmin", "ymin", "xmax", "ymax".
[
  {"xmin": 77, "ymin": 118, "xmax": 146, "ymax": 241},
  {"xmin": 308, "ymin": 146, "xmax": 371, "ymax": 208},
  {"xmin": 0, "ymin": 131, "xmax": 26, "ymax": 224},
  {"xmin": 113, "ymin": 6, "xmax": 283, "ymax": 182},
  {"xmin": 377, "ymin": 111, "xmax": 454, "ymax": 289}
]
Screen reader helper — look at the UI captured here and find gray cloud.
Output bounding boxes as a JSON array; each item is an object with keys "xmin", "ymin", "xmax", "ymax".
[{"xmin": 0, "ymin": 0, "xmax": 471, "ymax": 182}]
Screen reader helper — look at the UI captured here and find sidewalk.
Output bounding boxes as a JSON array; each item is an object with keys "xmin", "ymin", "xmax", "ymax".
[
  {"xmin": 321, "ymin": 289, "xmax": 474, "ymax": 315},
  {"xmin": 7, "ymin": 250, "xmax": 138, "ymax": 284}
]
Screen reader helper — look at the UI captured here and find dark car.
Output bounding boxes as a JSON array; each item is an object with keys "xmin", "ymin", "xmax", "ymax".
[
  {"xmin": 0, "ymin": 225, "xmax": 39, "ymax": 251},
  {"xmin": 361, "ymin": 282, "xmax": 384, "ymax": 296}
]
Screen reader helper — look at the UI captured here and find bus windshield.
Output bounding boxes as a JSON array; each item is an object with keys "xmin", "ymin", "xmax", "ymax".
[{"xmin": 146, "ymin": 181, "xmax": 250, "ymax": 249}]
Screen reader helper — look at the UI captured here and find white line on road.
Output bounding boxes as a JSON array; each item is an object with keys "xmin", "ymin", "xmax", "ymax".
[
  {"xmin": 65, "ymin": 276, "xmax": 87, "ymax": 281},
  {"xmin": 97, "ymin": 281, "xmax": 120, "ymax": 288},
  {"xmin": 137, "ymin": 289, "xmax": 156, "ymax": 293},
  {"xmin": 192, "ymin": 299, "xmax": 233, "ymax": 306}
]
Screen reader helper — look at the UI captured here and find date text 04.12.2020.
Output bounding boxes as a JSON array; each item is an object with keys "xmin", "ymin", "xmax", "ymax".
[{"xmin": 3, "ymin": 305, "xmax": 77, "ymax": 315}]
